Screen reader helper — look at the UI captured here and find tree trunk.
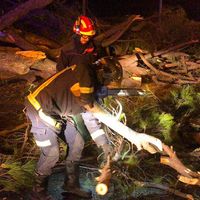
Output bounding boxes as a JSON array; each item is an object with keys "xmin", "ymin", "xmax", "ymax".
[
  {"xmin": 0, "ymin": 48, "xmax": 56, "ymax": 78},
  {"xmin": 0, "ymin": 0, "xmax": 54, "ymax": 31}
]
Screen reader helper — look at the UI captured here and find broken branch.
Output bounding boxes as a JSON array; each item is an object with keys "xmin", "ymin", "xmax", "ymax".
[{"xmin": 161, "ymin": 144, "xmax": 200, "ymax": 185}]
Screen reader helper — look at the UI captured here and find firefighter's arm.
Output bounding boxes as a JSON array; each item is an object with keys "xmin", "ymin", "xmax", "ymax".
[
  {"xmin": 56, "ymin": 49, "xmax": 66, "ymax": 72},
  {"xmin": 56, "ymin": 46, "xmax": 73, "ymax": 72},
  {"xmin": 75, "ymin": 62, "xmax": 95, "ymax": 108}
]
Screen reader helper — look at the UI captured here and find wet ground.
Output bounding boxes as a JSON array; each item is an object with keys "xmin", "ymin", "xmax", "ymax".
[{"xmin": 47, "ymin": 165, "xmax": 115, "ymax": 200}]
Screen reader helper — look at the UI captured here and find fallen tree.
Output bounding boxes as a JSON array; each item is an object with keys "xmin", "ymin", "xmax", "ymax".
[{"xmin": 84, "ymin": 102, "xmax": 200, "ymax": 196}]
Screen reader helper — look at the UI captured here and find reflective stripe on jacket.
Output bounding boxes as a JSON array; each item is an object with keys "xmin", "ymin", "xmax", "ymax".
[{"xmin": 26, "ymin": 65, "xmax": 84, "ymax": 122}]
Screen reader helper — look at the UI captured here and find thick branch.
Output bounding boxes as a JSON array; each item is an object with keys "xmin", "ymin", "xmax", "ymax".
[
  {"xmin": 94, "ymin": 15, "xmax": 142, "ymax": 43},
  {"xmin": 0, "ymin": 48, "xmax": 56, "ymax": 78},
  {"xmin": 85, "ymin": 103, "xmax": 163, "ymax": 154},
  {"xmin": 4, "ymin": 29, "xmax": 39, "ymax": 50},
  {"xmin": 0, "ymin": 0, "xmax": 54, "ymax": 31},
  {"xmin": 101, "ymin": 15, "xmax": 143, "ymax": 47},
  {"xmin": 161, "ymin": 144, "xmax": 200, "ymax": 184}
]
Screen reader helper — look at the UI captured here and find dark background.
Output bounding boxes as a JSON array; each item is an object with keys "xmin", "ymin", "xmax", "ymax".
[
  {"xmin": 1, "ymin": 1, "xmax": 200, "ymax": 21},
  {"xmin": 87, "ymin": 0, "xmax": 200, "ymax": 20}
]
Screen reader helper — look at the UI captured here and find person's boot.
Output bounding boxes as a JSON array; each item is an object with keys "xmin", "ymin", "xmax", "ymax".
[
  {"xmin": 33, "ymin": 172, "xmax": 49, "ymax": 193},
  {"xmin": 62, "ymin": 161, "xmax": 92, "ymax": 199}
]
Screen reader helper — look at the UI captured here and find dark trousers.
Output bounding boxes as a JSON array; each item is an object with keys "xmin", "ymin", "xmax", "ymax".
[{"xmin": 25, "ymin": 102, "xmax": 84, "ymax": 176}]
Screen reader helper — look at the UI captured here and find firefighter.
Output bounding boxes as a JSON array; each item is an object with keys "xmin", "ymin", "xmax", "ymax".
[
  {"xmin": 56, "ymin": 15, "xmax": 100, "ymax": 73},
  {"xmin": 25, "ymin": 16, "xmax": 112, "ymax": 199},
  {"xmin": 25, "ymin": 65, "xmax": 112, "ymax": 198}
]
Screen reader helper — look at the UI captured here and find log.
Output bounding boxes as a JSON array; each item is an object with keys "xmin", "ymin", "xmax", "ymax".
[
  {"xmin": 0, "ymin": 27, "xmax": 61, "ymax": 50},
  {"xmin": 118, "ymin": 54, "xmax": 138, "ymax": 67},
  {"xmin": 3, "ymin": 28, "xmax": 39, "ymax": 50},
  {"xmin": 117, "ymin": 54, "xmax": 150, "ymax": 87},
  {"xmin": 1, "ymin": 28, "xmax": 61, "ymax": 61},
  {"xmin": 0, "ymin": 48, "xmax": 56, "ymax": 78},
  {"xmin": 0, "ymin": 0, "xmax": 54, "ymax": 31},
  {"xmin": 119, "ymin": 60, "xmax": 150, "ymax": 76},
  {"xmin": 95, "ymin": 156, "xmax": 111, "ymax": 195}
]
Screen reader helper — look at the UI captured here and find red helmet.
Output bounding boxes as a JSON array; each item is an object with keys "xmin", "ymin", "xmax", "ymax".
[{"xmin": 73, "ymin": 16, "xmax": 96, "ymax": 36}]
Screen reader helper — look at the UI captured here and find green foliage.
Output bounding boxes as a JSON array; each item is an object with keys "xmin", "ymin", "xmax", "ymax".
[
  {"xmin": 102, "ymin": 96, "xmax": 113, "ymax": 108},
  {"xmin": 158, "ymin": 113, "xmax": 175, "ymax": 143},
  {"xmin": 0, "ymin": 179, "xmax": 21, "ymax": 193},
  {"xmin": 119, "ymin": 85, "xmax": 200, "ymax": 145},
  {"xmin": 170, "ymin": 85, "xmax": 196, "ymax": 110},
  {"xmin": 133, "ymin": 108, "xmax": 174, "ymax": 143},
  {"xmin": 122, "ymin": 154, "xmax": 140, "ymax": 167},
  {"xmin": 0, "ymin": 160, "xmax": 36, "ymax": 192},
  {"xmin": 122, "ymin": 95, "xmax": 160, "ymax": 129}
]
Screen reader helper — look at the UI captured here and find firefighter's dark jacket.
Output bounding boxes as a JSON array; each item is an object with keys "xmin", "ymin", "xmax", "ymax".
[
  {"xmin": 27, "ymin": 64, "xmax": 96, "ymax": 122},
  {"xmin": 56, "ymin": 34, "xmax": 99, "ymax": 107},
  {"xmin": 56, "ymin": 34, "xmax": 97, "ymax": 71}
]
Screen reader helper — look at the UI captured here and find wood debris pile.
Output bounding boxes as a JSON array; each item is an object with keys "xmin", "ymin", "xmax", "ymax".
[{"xmin": 118, "ymin": 40, "xmax": 200, "ymax": 87}]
